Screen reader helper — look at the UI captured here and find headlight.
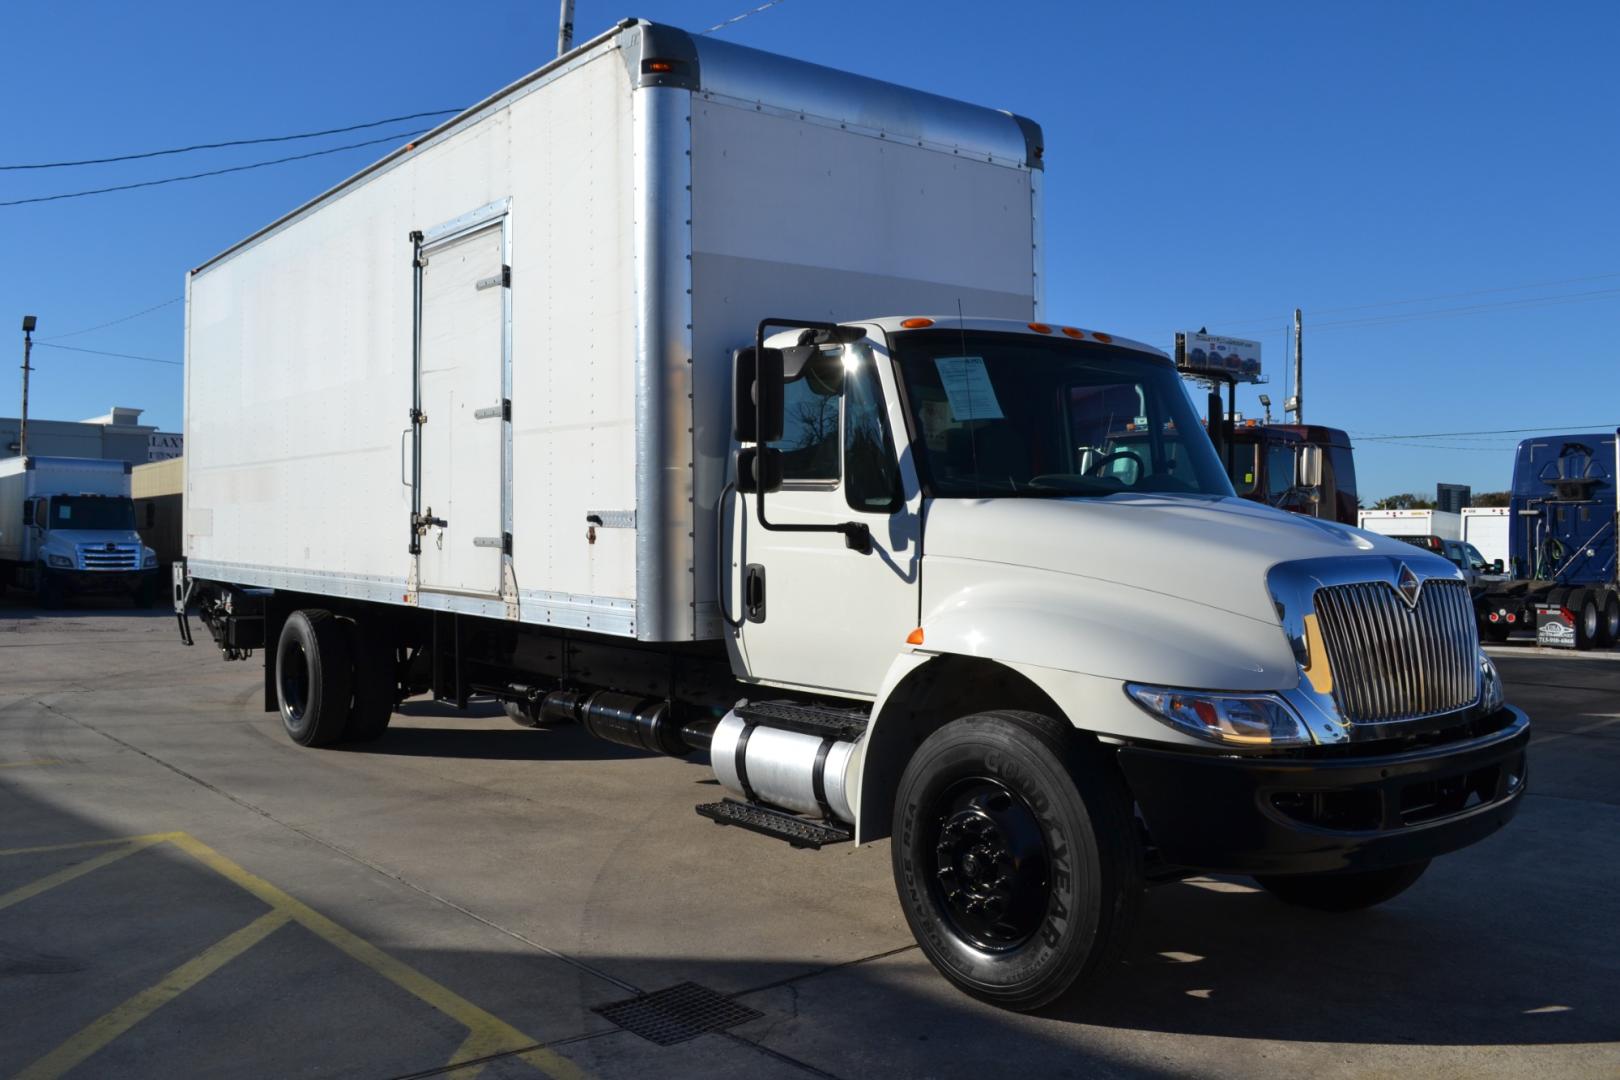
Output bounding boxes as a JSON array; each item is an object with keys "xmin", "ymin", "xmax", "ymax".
[
  {"xmin": 46, "ymin": 553, "xmax": 74, "ymax": 569},
  {"xmin": 1126, "ymin": 684, "xmax": 1313, "ymax": 747},
  {"xmin": 143, "ymin": 551, "xmax": 158, "ymax": 568},
  {"xmin": 1480, "ymin": 652, "xmax": 1505, "ymax": 714}
]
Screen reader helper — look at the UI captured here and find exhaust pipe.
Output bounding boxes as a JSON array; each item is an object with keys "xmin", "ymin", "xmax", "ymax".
[{"xmin": 542, "ymin": 690, "xmax": 693, "ymax": 757}]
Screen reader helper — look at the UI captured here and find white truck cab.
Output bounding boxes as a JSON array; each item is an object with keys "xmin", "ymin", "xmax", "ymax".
[{"xmin": 0, "ymin": 456, "xmax": 160, "ymax": 607}]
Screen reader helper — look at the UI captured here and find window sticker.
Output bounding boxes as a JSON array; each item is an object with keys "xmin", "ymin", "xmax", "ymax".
[{"xmin": 933, "ymin": 357, "xmax": 1004, "ymax": 421}]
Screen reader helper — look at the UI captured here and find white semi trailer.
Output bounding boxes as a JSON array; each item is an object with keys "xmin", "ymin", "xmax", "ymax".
[{"xmin": 177, "ymin": 20, "xmax": 1529, "ymax": 1009}]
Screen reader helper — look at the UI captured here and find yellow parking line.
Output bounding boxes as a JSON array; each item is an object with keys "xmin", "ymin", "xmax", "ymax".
[
  {"xmin": 0, "ymin": 834, "xmax": 173, "ymax": 913},
  {"xmin": 0, "ymin": 831, "xmax": 184, "ymax": 858},
  {"xmin": 14, "ymin": 910, "xmax": 292, "ymax": 1080},
  {"xmin": 0, "ymin": 759, "xmax": 64, "ymax": 769},
  {"xmin": 168, "ymin": 834, "xmax": 589, "ymax": 1080}
]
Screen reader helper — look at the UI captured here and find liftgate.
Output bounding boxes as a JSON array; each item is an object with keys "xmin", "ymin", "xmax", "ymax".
[{"xmin": 410, "ymin": 201, "xmax": 513, "ymax": 600}]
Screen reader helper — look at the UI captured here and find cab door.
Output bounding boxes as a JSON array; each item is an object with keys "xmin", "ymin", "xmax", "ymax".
[{"xmin": 729, "ymin": 339, "xmax": 921, "ymax": 696}]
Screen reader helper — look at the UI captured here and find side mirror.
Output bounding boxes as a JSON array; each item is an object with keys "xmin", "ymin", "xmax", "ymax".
[
  {"xmin": 732, "ymin": 346, "xmax": 785, "ymax": 444},
  {"xmin": 1491, "ymin": 559, "xmax": 1504, "ymax": 575},
  {"xmin": 735, "ymin": 446, "xmax": 783, "ymax": 494},
  {"xmin": 1297, "ymin": 445, "xmax": 1323, "ymax": 488}
]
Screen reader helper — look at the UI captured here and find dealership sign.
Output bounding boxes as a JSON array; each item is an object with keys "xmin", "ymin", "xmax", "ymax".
[
  {"xmin": 1176, "ymin": 331, "xmax": 1263, "ymax": 384},
  {"xmin": 148, "ymin": 432, "xmax": 183, "ymax": 461}
]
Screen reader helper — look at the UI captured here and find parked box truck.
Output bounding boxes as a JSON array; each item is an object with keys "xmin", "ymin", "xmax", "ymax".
[
  {"xmin": 1357, "ymin": 508, "xmax": 1462, "ymax": 541},
  {"xmin": 177, "ymin": 20, "xmax": 1529, "ymax": 1009},
  {"xmin": 1462, "ymin": 506, "xmax": 1509, "ymax": 571},
  {"xmin": 0, "ymin": 456, "xmax": 160, "ymax": 606}
]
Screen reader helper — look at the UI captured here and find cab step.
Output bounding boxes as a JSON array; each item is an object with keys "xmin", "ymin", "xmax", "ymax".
[
  {"xmin": 736, "ymin": 700, "xmax": 869, "ymax": 742},
  {"xmin": 695, "ymin": 799, "xmax": 852, "ymax": 849}
]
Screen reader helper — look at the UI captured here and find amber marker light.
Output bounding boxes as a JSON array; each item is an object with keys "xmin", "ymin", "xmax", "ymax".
[
  {"xmin": 1061, "ymin": 326, "xmax": 1085, "ymax": 338},
  {"xmin": 1028, "ymin": 322, "xmax": 1052, "ymax": 334},
  {"xmin": 906, "ymin": 627, "xmax": 925, "ymax": 645},
  {"xmin": 900, "ymin": 317, "xmax": 934, "ymax": 328},
  {"xmin": 1091, "ymin": 331, "xmax": 1113, "ymax": 343}
]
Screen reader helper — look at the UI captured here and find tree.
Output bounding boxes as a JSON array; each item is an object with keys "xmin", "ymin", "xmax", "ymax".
[
  {"xmin": 1372, "ymin": 492, "xmax": 1436, "ymax": 510},
  {"xmin": 1471, "ymin": 490, "xmax": 1512, "ymax": 507}
]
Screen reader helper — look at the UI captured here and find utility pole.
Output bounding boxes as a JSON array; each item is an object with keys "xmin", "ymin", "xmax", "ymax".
[
  {"xmin": 557, "ymin": 0, "xmax": 575, "ymax": 55},
  {"xmin": 19, "ymin": 315, "xmax": 36, "ymax": 458},
  {"xmin": 1285, "ymin": 307, "xmax": 1303, "ymax": 424}
]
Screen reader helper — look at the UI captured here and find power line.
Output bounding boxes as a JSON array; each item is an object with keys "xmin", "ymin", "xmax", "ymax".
[
  {"xmin": 1308, "ymin": 287, "xmax": 1620, "ymax": 331},
  {"xmin": 1353, "ymin": 424, "xmax": 1615, "ymax": 442},
  {"xmin": 701, "ymin": 0, "xmax": 790, "ymax": 35},
  {"xmin": 32, "ymin": 343, "xmax": 181, "ymax": 366},
  {"xmin": 1, "ymin": 129, "xmax": 425, "ymax": 207},
  {"xmin": 0, "ymin": 109, "xmax": 462, "ymax": 171},
  {"xmin": 42, "ymin": 297, "xmax": 182, "ymax": 342},
  {"xmin": 1208, "ymin": 270, "xmax": 1620, "ymax": 330}
]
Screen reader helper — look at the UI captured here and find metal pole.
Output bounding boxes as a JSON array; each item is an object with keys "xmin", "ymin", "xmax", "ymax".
[
  {"xmin": 557, "ymin": 0, "xmax": 575, "ymax": 55},
  {"xmin": 19, "ymin": 316, "xmax": 35, "ymax": 458},
  {"xmin": 1291, "ymin": 307, "xmax": 1303, "ymax": 424}
]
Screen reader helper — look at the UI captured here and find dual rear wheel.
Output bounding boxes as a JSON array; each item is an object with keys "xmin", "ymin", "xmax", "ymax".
[{"xmin": 275, "ymin": 609, "xmax": 399, "ymax": 746}]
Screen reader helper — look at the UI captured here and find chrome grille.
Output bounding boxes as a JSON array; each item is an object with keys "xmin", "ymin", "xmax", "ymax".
[
  {"xmin": 1312, "ymin": 579, "xmax": 1479, "ymax": 723},
  {"xmin": 78, "ymin": 543, "xmax": 140, "ymax": 570}
]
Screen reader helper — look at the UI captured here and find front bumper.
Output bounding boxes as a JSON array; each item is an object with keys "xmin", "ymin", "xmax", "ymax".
[
  {"xmin": 53, "ymin": 568, "xmax": 157, "ymax": 594},
  {"xmin": 1117, "ymin": 705, "xmax": 1530, "ymax": 875}
]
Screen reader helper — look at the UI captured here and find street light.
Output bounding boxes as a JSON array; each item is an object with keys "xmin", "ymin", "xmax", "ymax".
[
  {"xmin": 1258, "ymin": 393, "xmax": 1272, "ymax": 424},
  {"xmin": 20, "ymin": 315, "xmax": 36, "ymax": 458}
]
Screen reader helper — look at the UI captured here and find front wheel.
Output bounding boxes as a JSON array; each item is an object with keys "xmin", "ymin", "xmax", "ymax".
[
  {"xmin": 1254, "ymin": 860, "xmax": 1429, "ymax": 912},
  {"xmin": 892, "ymin": 711, "xmax": 1142, "ymax": 1012}
]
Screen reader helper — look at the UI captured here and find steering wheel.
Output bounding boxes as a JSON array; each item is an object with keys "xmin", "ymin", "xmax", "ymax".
[{"xmin": 1081, "ymin": 449, "xmax": 1145, "ymax": 478}]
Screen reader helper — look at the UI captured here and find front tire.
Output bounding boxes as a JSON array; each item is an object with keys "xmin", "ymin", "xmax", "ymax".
[
  {"xmin": 892, "ymin": 711, "xmax": 1142, "ymax": 1011},
  {"xmin": 1254, "ymin": 860, "xmax": 1429, "ymax": 911},
  {"xmin": 276, "ymin": 609, "xmax": 353, "ymax": 747}
]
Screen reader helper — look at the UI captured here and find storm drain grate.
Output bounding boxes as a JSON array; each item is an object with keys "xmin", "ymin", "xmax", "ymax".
[{"xmin": 593, "ymin": 981, "xmax": 762, "ymax": 1046}]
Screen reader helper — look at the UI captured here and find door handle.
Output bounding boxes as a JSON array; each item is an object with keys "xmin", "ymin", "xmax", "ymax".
[{"xmin": 745, "ymin": 563, "xmax": 766, "ymax": 623}]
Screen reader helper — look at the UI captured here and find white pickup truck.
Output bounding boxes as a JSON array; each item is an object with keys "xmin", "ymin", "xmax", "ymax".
[
  {"xmin": 0, "ymin": 455, "xmax": 161, "ymax": 606},
  {"xmin": 175, "ymin": 20, "xmax": 1529, "ymax": 1009}
]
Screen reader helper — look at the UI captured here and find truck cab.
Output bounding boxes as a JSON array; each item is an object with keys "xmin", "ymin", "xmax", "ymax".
[
  {"xmin": 1224, "ymin": 422, "xmax": 1359, "ymax": 525},
  {"xmin": 0, "ymin": 456, "xmax": 160, "ymax": 607}
]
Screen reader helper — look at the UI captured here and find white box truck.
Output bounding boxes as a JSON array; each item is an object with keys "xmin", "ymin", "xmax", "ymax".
[
  {"xmin": 177, "ymin": 20, "xmax": 1529, "ymax": 1010},
  {"xmin": 1462, "ymin": 506, "xmax": 1510, "ymax": 572},
  {"xmin": 0, "ymin": 456, "xmax": 161, "ymax": 606}
]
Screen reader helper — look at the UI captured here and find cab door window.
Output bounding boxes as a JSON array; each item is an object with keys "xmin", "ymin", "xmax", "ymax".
[{"xmin": 766, "ymin": 345, "xmax": 902, "ymax": 511}]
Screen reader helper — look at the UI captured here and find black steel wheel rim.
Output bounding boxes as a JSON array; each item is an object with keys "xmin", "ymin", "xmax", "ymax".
[
  {"xmin": 281, "ymin": 641, "xmax": 309, "ymax": 721},
  {"xmin": 925, "ymin": 776, "xmax": 1051, "ymax": 952}
]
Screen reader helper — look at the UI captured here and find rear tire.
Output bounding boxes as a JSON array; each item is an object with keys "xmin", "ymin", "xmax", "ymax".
[
  {"xmin": 892, "ymin": 711, "xmax": 1142, "ymax": 1012},
  {"xmin": 1599, "ymin": 593, "xmax": 1620, "ymax": 647},
  {"xmin": 344, "ymin": 622, "xmax": 397, "ymax": 742},
  {"xmin": 1571, "ymin": 589, "xmax": 1599, "ymax": 650},
  {"xmin": 276, "ymin": 609, "xmax": 353, "ymax": 747},
  {"xmin": 1254, "ymin": 860, "xmax": 1429, "ymax": 912}
]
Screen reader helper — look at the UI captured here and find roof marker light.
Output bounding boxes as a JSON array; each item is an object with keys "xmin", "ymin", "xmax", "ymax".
[
  {"xmin": 900, "ymin": 317, "xmax": 934, "ymax": 329},
  {"xmin": 1061, "ymin": 327, "xmax": 1085, "ymax": 339},
  {"xmin": 1092, "ymin": 331, "xmax": 1113, "ymax": 343},
  {"xmin": 1028, "ymin": 322, "xmax": 1052, "ymax": 334}
]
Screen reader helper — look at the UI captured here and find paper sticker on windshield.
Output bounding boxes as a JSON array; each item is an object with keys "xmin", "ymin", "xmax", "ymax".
[{"xmin": 934, "ymin": 357, "xmax": 1004, "ymax": 421}]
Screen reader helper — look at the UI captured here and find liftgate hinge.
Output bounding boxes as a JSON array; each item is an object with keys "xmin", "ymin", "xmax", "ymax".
[{"xmin": 410, "ymin": 407, "xmax": 427, "ymax": 425}]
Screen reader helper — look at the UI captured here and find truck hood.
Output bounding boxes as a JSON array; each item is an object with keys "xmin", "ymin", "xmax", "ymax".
[
  {"xmin": 44, "ymin": 529, "xmax": 146, "ymax": 550},
  {"xmin": 923, "ymin": 493, "xmax": 1415, "ymax": 626}
]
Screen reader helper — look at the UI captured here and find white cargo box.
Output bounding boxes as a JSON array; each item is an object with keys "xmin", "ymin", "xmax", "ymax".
[
  {"xmin": 1356, "ymin": 508, "xmax": 1462, "ymax": 541},
  {"xmin": 1462, "ymin": 506, "xmax": 1510, "ymax": 567},
  {"xmin": 184, "ymin": 19, "xmax": 1042, "ymax": 641}
]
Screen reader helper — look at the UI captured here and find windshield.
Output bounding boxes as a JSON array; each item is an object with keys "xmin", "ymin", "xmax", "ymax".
[
  {"xmin": 49, "ymin": 495, "xmax": 135, "ymax": 531},
  {"xmin": 893, "ymin": 330, "xmax": 1233, "ymax": 498}
]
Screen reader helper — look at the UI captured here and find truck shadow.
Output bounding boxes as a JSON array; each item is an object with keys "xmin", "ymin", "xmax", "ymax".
[{"xmin": 352, "ymin": 700, "xmax": 662, "ymax": 762}]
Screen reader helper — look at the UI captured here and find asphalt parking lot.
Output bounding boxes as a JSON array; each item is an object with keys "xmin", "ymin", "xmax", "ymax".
[{"xmin": 2, "ymin": 597, "xmax": 1617, "ymax": 1079}]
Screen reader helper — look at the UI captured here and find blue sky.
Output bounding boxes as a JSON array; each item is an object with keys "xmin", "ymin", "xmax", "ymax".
[{"xmin": 3, "ymin": 0, "xmax": 1615, "ymax": 499}]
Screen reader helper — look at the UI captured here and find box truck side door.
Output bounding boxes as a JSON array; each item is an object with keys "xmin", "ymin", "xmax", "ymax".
[
  {"xmin": 414, "ymin": 215, "xmax": 510, "ymax": 597},
  {"xmin": 733, "ymin": 341, "xmax": 920, "ymax": 695}
]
